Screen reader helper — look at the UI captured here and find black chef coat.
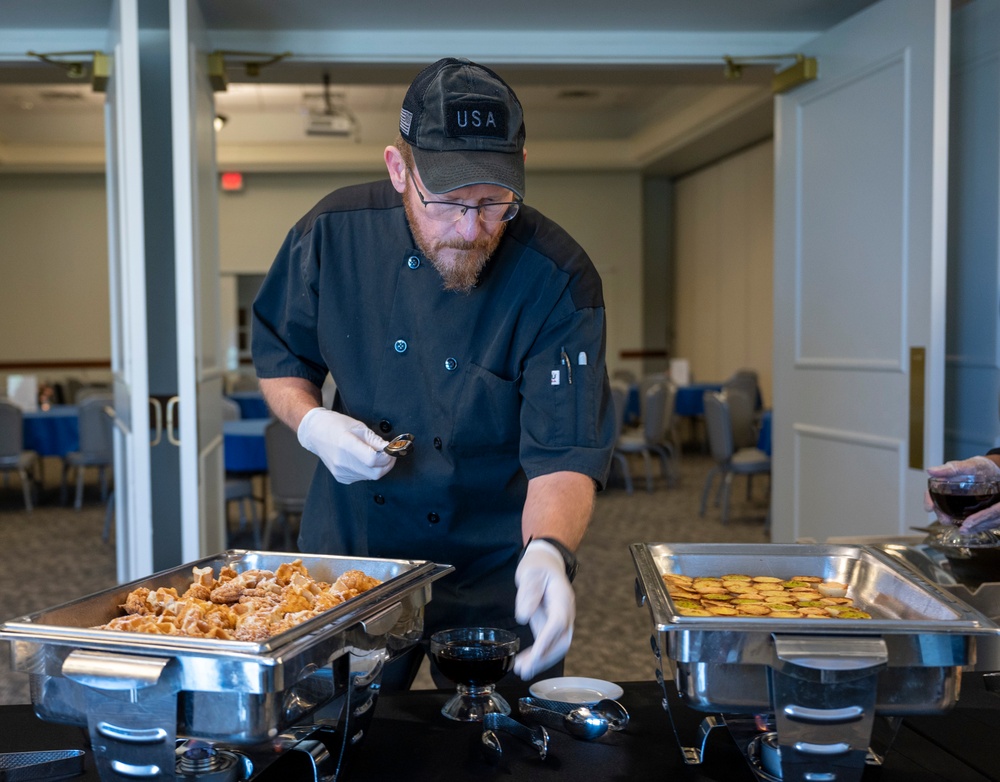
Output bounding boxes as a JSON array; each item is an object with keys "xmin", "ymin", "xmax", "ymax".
[{"xmin": 252, "ymin": 179, "xmax": 616, "ymax": 639}]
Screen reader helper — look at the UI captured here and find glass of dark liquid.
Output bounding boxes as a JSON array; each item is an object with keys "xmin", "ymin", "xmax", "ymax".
[
  {"xmin": 429, "ymin": 627, "xmax": 520, "ymax": 722},
  {"xmin": 928, "ymin": 475, "xmax": 1000, "ymax": 524}
]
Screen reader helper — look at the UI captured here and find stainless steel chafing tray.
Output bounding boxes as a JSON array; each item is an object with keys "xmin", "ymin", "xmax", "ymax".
[
  {"xmin": 631, "ymin": 543, "xmax": 1000, "ymax": 782},
  {"xmin": 0, "ymin": 550, "xmax": 452, "ymax": 782},
  {"xmin": 631, "ymin": 542, "xmax": 998, "ymax": 711}
]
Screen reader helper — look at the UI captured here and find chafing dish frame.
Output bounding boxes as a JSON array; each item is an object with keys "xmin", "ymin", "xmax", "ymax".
[
  {"xmin": 0, "ymin": 550, "xmax": 453, "ymax": 782},
  {"xmin": 631, "ymin": 542, "xmax": 1000, "ymax": 782}
]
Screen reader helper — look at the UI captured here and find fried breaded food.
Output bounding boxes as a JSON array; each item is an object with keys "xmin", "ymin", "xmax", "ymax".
[{"xmin": 95, "ymin": 560, "xmax": 381, "ymax": 640}]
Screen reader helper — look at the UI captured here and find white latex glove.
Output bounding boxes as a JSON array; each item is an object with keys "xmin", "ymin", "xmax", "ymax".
[
  {"xmin": 297, "ymin": 407, "xmax": 395, "ymax": 485},
  {"xmin": 513, "ymin": 539, "xmax": 575, "ymax": 681},
  {"xmin": 925, "ymin": 456, "xmax": 1000, "ymax": 533}
]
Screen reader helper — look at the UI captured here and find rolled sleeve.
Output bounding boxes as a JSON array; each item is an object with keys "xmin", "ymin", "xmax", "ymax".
[{"xmin": 519, "ymin": 306, "xmax": 616, "ymax": 488}]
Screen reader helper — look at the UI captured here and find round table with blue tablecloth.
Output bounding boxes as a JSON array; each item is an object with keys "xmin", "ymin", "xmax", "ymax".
[
  {"xmin": 223, "ymin": 418, "xmax": 270, "ymax": 473},
  {"xmin": 22, "ymin": 405, "xmax": 79, "ymax": 457}
]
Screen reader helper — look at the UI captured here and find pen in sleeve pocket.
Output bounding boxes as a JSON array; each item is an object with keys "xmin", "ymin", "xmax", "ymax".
[{"xmin": 560, "ymin": 347, "xmax": 573, "ymax": 384}]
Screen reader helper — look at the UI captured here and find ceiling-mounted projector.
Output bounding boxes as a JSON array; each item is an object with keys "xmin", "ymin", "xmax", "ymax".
[
  {"xmin": 304, "ymin": 72, "xmax": 358, "ymax": 138},
  {"xmin": 305, "ymin": 112, "xmax": 354, "ymax": 137}
]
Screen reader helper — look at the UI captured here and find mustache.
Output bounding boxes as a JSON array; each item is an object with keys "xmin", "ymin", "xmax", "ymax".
[{"xmin": 438, "ymin": 237, "xmax": 494, "ymax": 252}]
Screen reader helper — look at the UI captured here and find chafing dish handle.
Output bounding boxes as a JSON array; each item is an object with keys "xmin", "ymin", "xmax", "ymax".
[
  {"xmin": 770, "ymin": 636, "xmax": 888, "ymax": 782},
  {"xmin": 61, "ymin": 650, "xmax": 181, "ymax": 782},
  {"xmin": 62, "ymin": 649, "xmax": 172, "ymax": 691}
]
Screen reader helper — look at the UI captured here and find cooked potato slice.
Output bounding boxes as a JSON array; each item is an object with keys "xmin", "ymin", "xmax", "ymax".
[
  {"xmin": 736, "ymin": 603, "xmax": 772, "ymax": 616},
  {"xmin": 663, "ymin": 571, "xmax": 868, "ymax": 620},
  {"xmin": 725, "ymin": 583, "xmax": 761, "ymax": 594}
]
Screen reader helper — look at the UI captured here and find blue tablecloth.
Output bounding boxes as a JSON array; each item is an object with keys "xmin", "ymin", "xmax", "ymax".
[
  {"xmin": 226, "ymin": 391, "xmax": 270, "ymax": 420},
  {"xmin": 23, "ymin": 405, "xmax": 79, "ymax": 456},
  {"xmin": 223, "ymin": 418, "xmax": 269, "ymax": 473},
  {"xmin": 674, "ymin": 383, "xmax": 723, "ymax": 417},
  {"xmin": 757, "ymin": 409, "xmax": 772, "ymax": 456}
]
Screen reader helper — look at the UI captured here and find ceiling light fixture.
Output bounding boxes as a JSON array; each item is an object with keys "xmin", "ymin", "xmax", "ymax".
[{"xmin": 214, "ymin": 114, "xmax": 227, "ymax": 132}]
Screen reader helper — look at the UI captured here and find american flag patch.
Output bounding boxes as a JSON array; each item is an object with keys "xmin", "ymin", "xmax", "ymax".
[{"xmin": 400, "ymin": 108, "xmax": 413, "ymax": 135}]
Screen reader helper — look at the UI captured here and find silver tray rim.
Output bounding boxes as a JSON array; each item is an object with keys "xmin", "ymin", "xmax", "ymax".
[
  {"xmin": 0, "ymin": 549, "xmax": 453, "ymax": 659},
  {"xmin": 631, "ymin": 542, "xmax": 1000, "ymax": 636}
]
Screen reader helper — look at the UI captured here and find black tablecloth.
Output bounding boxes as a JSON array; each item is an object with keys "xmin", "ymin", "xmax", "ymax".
[{"xmin": 1, "ymin": 677, "xmax": 998, "ymax": 781}]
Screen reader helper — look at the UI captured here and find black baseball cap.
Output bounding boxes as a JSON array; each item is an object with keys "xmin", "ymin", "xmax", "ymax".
[{"xmin": 399, "ymin": 57, "xmax": 525, "ymax": 199}]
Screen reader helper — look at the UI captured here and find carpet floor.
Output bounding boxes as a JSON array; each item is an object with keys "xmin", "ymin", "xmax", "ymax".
[{"xmin": 0, "ymin": 449, "xmax": 770, "ymax": 704}]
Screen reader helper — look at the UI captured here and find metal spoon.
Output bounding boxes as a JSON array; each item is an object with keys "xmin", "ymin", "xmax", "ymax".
[
  {"xmin": 383, "ymin": 433, "xmax": 414, "ymax": 457},
  {"xmin": 518, "ymin": 697, "xmax": 610, "ymax": 741},
  {"xmin": 593, "ymin": 698, "xmax": 630, "ymax": 731}
]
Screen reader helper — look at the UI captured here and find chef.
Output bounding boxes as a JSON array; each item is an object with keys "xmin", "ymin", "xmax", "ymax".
[{"xmin": 251, "ymin": 57, "xmax": 616, "ymax": 687}]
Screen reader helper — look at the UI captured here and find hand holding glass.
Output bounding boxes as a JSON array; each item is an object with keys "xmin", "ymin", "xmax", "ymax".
[{"xmin": 927, "ymin": 475, "xmax": 1000, "ymax": 524}]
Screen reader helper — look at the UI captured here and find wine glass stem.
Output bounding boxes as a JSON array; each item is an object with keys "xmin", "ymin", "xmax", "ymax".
[{"xmin": 457, "ymin": 683, "xmax": 495, "ymax": 697}]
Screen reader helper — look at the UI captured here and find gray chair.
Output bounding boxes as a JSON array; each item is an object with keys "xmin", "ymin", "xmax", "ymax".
[
  {"xmin": 261, "ymin": 419, "xmax": 319, "ymax": 550},
  {"xmin": 699, "ymin": 390, "xmax": 770, "ymax": 524},
  {"xmin": 636, "ymin": 372, "xmax": 669, "ymax": 424},
  {"xmin": 74, "ymin": 384, "xmax": 112, "ymax": 404},
  {"xmin": 725, "ymin": 386, "xmax": 759, "ymax": 450},
  {"xmin": 723, "ymin": 369, "xmax": 761, "ymax": 411},
  {"xmin": 61, "ymin": 394, "xmax": 114, "ymax": 510},
  {"xmin": 608, "ymin": 381, "xmax": 634, "ymax": 494},
  {"xmin": 222, "ymin": 396, "xmax": 259, "ymax": 534},
  {"xmin": 0, "ymin": 399, "xmax": 39, "ymax": 511},
  {"xmin": 614, "ymin": 382, "xmax": 675, "ymax": 492}
]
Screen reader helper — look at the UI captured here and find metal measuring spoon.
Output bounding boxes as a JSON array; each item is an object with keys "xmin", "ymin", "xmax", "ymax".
[{"xmin": 382, "ymin": 433, "xmax": 414, "ymax": 457}]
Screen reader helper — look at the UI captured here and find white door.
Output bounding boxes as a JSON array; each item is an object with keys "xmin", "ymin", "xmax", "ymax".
[
  {"xmin": 772, "ymin": 0, "xmax": 949, "ymax": 543},
  {"xmin": 105, "ymin": 0, "xmax": 155, "ymax": 581},
  {"xmin": 171, "ymin": 0, "xmax": 226, "ymax": 561}
]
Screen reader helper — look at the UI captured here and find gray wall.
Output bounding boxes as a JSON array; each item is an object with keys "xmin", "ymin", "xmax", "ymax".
[{"xmin": 1, "ymin": 168, "xmax": 649, "ymax": 383}]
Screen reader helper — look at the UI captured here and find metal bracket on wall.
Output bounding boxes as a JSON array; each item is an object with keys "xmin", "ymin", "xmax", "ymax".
[
  {"xmin": 26, "ymin": 50, "xmax": 111, "ymax": 92},
  {"xmin": 723, "ymin": 53, "xmax": 818, "ymax": 94},
  {"xmin": 208, "ymin": 50, "xmax": 292, "ymax": 92}
]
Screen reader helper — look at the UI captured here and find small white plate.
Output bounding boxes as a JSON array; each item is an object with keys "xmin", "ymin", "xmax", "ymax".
[{"xmin": 528, "ymin": 676, "xmax": 623, "ymax": 705}]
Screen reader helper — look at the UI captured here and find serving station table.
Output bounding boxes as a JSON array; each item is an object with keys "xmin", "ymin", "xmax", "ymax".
[{"xmin": 1, "ymin": 677, "xmax": 996, "ymax": 781}]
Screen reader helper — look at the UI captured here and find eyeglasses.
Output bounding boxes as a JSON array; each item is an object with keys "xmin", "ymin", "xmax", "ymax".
[{"xmin": 407, "ymin": 168, "xmax": 520, "ymax": 223}]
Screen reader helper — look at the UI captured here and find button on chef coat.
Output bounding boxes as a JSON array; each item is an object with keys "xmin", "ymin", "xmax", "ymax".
[{"xmin": 252, "ymin": 179, "xmax": 616, "ymax": 637}]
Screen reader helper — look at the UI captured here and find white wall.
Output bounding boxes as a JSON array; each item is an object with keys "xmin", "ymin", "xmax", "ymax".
[
  {"xmin": 672, "ymin": 139, "xmax": 774, "ymax": 405},
  {"xmin": 1, "ymin": 169, "xmax": 644, "ymax": 384},
  {"xmin": 0, "ymin": 173, "xmax": 109, "ymax": 369}
]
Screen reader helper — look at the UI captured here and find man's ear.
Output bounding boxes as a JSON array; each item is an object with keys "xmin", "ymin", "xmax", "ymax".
[{"xmin": 384, "ymin": 146, "xmax": 407, "ymax": 194}]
